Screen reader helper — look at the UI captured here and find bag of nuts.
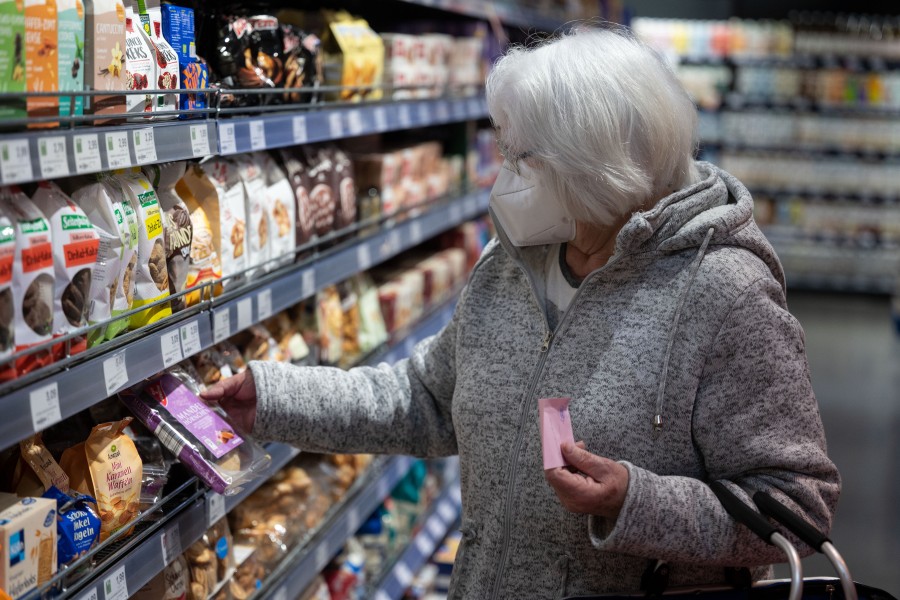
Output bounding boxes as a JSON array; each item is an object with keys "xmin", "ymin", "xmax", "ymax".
[
  {"xmin": 31, "ymin": 181, "xmax": 100, "ymax": 359},
  {"xmin": 0, "ymin": 186, "xmax": 55, "ymax": 377},
  {"xmin": 113, "ymin": 168, "xmax": 173, "ymax": 329},
  {"xmin": 85, "ymin": 417, "xmax": 143, "ymax": 541}
]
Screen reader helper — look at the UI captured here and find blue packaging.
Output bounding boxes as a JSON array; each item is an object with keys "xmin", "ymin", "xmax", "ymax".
[
  {"xmin": 43, "ymin": 486, "xmax": 101, "ymax": 566},
  {"xmin": 179, "ymin": 62, "xmax": 209, "ymax": 114},
  {"xmin": 160, "ymin": 4, "xmax": 196, "ymax": 66}
]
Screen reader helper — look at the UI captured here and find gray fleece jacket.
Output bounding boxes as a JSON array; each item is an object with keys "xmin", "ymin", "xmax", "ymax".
[{"xmin": 248, "ymin": 162, "xmax": 840, "ymax": 599}]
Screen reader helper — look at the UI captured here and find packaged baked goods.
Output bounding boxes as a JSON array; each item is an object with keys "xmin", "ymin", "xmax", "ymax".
[
  {"xmin": 85, "ymin": 417, "xmax": 143, "ymax": 541},
  {"xmin": 229, "ymin": 546, "xmax": 265, "ymax": 600},
  {"xmin": 0, "ymin": 494, "xmax": 57, "ymax": 597},
  {"xmin": 277, "ymin": 148, "xmax": 314, "ymax": 249},
  {"xmin": 134, "ymin": 554, "xmax": 189, "ymax": 600},
  {"xmin": 124, "ymin": 3, "xmax": 155, "ymax": 115},
  {"xmin": 113, "ymin": 168, "xmax": 172, "ymax": 328},
  {"xmin": 174, "ymin": 174, "xmax": 221, "ymax": 306},
  {"xmin": 138, "ymin": 0, "xmax": 179, "ymax": 115},
  {"xmin": 130, "ymin": 432, "xmax": 170, "ymax": 507},
  {"xmin": 57, "ymin": 0, "xmax": 85, "ymax": 119},
  {"xmin": 0, "ymin": 187, "xmax": 55, "ymax": 376},
  {"xmin": 231, "ymin": 154, "xmax": 272, "ymax": 278},
  {"xmin": 24, "ymin": 0, "xmax": 58, "ymax": 126},
  {"xmin": 0, "ymin": 203, "xmax": 15, "ymax": 381},
  {"xmin": 280, "ymin": 23, "xmax": 321, "ymax": 105},
  {"xmin": 144, "ymin": 162, "xmax": 193, "ymax": 312},
  {"xmin": 0, "ymin": 0, "xmax": 26, "ymax": 121},
  {"xmin": 244, "ymin": 14, "xmax": 285, "ymax": 91},
  {"xmin": 320, "ymin": 11, "xmax": 383, "ymax": 102},
  {"xmin": 42, "ymin": 486, "xmax": 101, "ymax": 567},
  {"xmin": 257, "ymin": 152, "xmax": 295, "ymax": 267},
  {"xmin": 119, "ymin": 371, "xmax": 271, "ymax": 495},
  {"xmin": 263, "ymin": 312, "xmax": 310, "ymax": 365},
  {"xmin": 316, "ymin": 285, "xmax": 343, "ymax": 366},
  {"xmin": 338, "ymin": 281, "xmax": 360, "ymax": 367},
  {"xmin": 84, "ymin": 0, "xmax": 127, "ymax": 122},
  {"xmin": 178, "ymin": 159, "xmax": 247, "ymax": 287},
  {"xmin": 353, "ymin": 274, "xmax": 387, "ymax": 354},
  {"xmin": 235, "ymin": 323, "xmax": 285, "ymax": 364},
  {"xmin": 31, "ymin": 181, "xmax": 100, "ymax": 359},
  {"xmin": 306, "ymin": 146, "xmax": 337, "ymax": 237},
  {"xmin": 59, "ymin": 442, "xmax": 92, "ymax": 497},
  {"xmin": 331, "ymin": 146, "xmax": 357, "ymax": 230},
  {"xmin": 71, "ymin": 176, "xmax": 139, "ymax": 345},
  {"xmin": 17, "ymin": 435, "xmax": 69, "ymax": 495},
  {"xmin": 215, "ymin": 340, "xmax": 246, "ymax": 374}
]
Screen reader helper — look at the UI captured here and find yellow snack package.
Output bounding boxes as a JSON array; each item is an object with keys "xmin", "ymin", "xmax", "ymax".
[{"xmin": 85, "ymin": 418, "xmax": 143, "ymax": 541}]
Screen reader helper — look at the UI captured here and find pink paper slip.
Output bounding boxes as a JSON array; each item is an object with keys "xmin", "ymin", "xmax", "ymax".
[{"xmin": 539, "ymin": 397, "xmax": 575, "ymax": 470}]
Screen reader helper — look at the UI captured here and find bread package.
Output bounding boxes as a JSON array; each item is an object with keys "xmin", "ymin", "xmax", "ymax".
[
  {"xmin": 85, "ymin": 418, "xmax": 143, "ymax": 541},
  {"xmin": 231, "ymin": 155, "xmax": 272, "ymax": 278},
  {"xmin": 31, "ymin": 181, "xmax": 101, "ymax": 358},
  {"xmin": 306, "ymin": 146, "xmax": 337, "ymax": 237},
  {"xmin": 316, "ymin": 285, "xmax": 343, "ymax": 366},
  {"xmin": 144, "ymin": 162, "xmax": 193, "ymax": 312},
  {"xmin": 174, "ymin": 172, "xmax": 222, "ymax": 306},
  {"xmin": 0, "ymin": 187, "xmax": 55, "ymax": 376},
  {"xmin": 331, "ymin": 147, "xmax": 357, "ymax": 230},
  {"xmin": 0, "ymin": 202, "xmax": 15, "ymax": 381},
  {"xmin": 18, "ymin": 434, "xmax": 70, "ymax": 495},
  {"xmin": 277, "ymin": 149, "xmax": 315, "ymax": 249},
  {"xmin": 257, "ymin": 152, "xmax": 295, "ymax": 267}
]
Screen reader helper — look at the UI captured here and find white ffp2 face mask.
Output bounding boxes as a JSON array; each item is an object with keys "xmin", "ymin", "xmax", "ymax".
[{"xmin": 489, "ymin": 160, "xmax": 576, "ymax": 247}]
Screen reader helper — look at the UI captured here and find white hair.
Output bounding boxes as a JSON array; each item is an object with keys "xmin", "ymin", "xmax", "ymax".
[{"xmin": 486, "ymin": 25, "xmax": 700, "ymax": 226}]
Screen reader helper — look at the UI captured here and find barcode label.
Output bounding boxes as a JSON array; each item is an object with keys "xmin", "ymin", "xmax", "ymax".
[{"xmin": 155, "ymin": 422, "xmax": 187, "ymax": 456}]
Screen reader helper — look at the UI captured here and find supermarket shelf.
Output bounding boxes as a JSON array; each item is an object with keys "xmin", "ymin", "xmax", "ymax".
[
  {"xmin": 722, "ymin": 94, "xmax": 900, "ymax": 118},
  {"xmin": 257, "ymin": 456, "xmax": 416, "ymax": 599},
  {"xmin": 749, "ymin": 187, "xmax": 900, "ymax": 203},
  {"xmin": 680, "ymin": 54, "xmax": 900, "ymax": 71},
  {"xmin": 397, "ymin": 0, "xmax": 565, "ymax": 31},
  {"xmin": 372, "ymin": 476, "xmax": 462, "ymax": 600},
  {"xmin": 373, "ymin": 297, "xmax": 460, "ymax": 366},
  {"xmin": 701, "ymin": 139, "xmax": 900, "ymax": 161},
  {"xmin": 0, "ymin": 189, "xmax": 490, "ymax": 450},
  {"xmin": 771, "ymin": 241, "xmax": 898, "ymax": 295},
  {"xmin": 215, "ymin": 96, "xmax": 488, "ymax": 156}
]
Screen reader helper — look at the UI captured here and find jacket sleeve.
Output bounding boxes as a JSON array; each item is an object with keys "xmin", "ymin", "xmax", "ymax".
[
  {"xmin": 589, "ymin": 276, "xmax": 841, "ymax": 565},
  {"xmin": 247, "ymin": 291, "xmax": 463, "ymax": 458}
]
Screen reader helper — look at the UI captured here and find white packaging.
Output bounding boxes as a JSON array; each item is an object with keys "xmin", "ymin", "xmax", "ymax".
[
  {"xmin": 0, "ymin": 495, "xmax": 58, "ymax": 598},
  {"xmin": 124, "ymin": 4, "xmax": 156, "ymax": 115},
  {"xmin": 257, "ymin": 152, "xmax": 296, "ymax": 268},
  {"xmin": 0, "ymin": 204, "xmax": 15, "ymax": 380},
  {"xmin": 231, "ymin": 154, "xmax": 271, "ymax": 278},
  {"xmin": 144, "ymin": 0, "xmax": 179, "ymax": 114}
]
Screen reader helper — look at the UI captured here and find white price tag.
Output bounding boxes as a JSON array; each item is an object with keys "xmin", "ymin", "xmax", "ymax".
[
  {"xmin": 272, "ymin": 589, "xmax": 288, "ymax": 600},
  {"xmin": 219, "ymin": 123, "xmax": 237, "ymax": 154},
  {"xmin": 74, "ymin": 588, "xmax": 98, "ymax": 600},
  {"xmin": 30, "ymin": 382, "xmax": 62, "ymax": 430},
  {"xmin": 207, "ymin": 493, "xmax": 226, "ymax": 527},
  {"xmin": 237, "ymin": 298, "xmax": 253, "ymax": 331},
  {"xmin": 38, "ymin": 136, "xmax": 70, "ymax": 179},
  {"xmin": 103, "ymin": 566, "xmax": 129, "ymax": 600},
  {"xmin": 190, "ymin": 124, "xmax": 211, "ymax": 157},
  {"xmin": 105, "ymin": 131, "xmax": 131, "ymax": 169},
  {"xmin": 374, "ymin": 107, "xmax": 388, "ymax": 131},
  {"xmin": 0, "ymin": 138, "xmax": 32, "ymax": 184},
  {"xmin": 356, "ymin": 244, "xmax": 372, "ymax": 270},
  {"xmin": 179, "ymin": 320, "xmax": 202, "ymax": 357},
  {"xmin": 73, "ymin": 134, "xmax": 102, "ymax": 174},
  {"xmin": 328, "ymin": 112, "xmax": 344, "ymax": 138},
  {"xmin": 437, "ymin": 500, "xmax": 456, "ymax": 522},
  {"xmin": 417, "ymin": 102, "xmax": 431, "ymax": 124},
  {"xmin": 160, "ymin": 329, "xmax": 184, "ymax": 368},
  {"xmin": 314, "ymin": 542, "xmax": 331, "ymax": 570},
  {"xmin": 103, "ymin": 352, "xmax": 129, "ymax": 395},
  {"xmin": 410, "ymin": 221, "xmax": 423, "ymax": 244},
  {"xmin": 395, "ymin": 562, "xmax": 414, "ymax": 586},
  {"xmin": 249, "ymin": 120, "xmax": 266, "ymax": 150},
  {"xmin": 387, "ymin": 230, "xmax": 401, "ymax": 255},
  {"xmin": 347, "ymin": 109, "xmax": 364, "ymax": 136},
  {"xmin": 213, "ymin": 308, "xmax": 231, "ymax": 343},
  {"xmin": 160, "ymin": 524, "xmax": 181, "ymax": 565},
  {"xmin": 292, "ymin": 116, "xmax": 308, "ymax": 144},
  {"xmin": 426, "ymin": 515, "xmax": 444, "ymax": 537},
  {"xmin": 132, "ymin": 128, "xmax": 158, "ymax": 164},
  {"xmin": 257, "ymin": 288, "xmax": 273, "ymax": 321},
  {"xmin": 301, "ymin": 268, "xmax": 316, "ymax": 298},
  {"xmin": 449, "ymin": 203, "xmax": 462, "ymax": 223},
  {"xmin": 398, "ymin": 104, "xmax": 412, "ymax": 128},
  {"xmin": 452, "ymin": 100, "xmax": 467, "ymax": 121},
  {"xmin": 436, "ymin": 100, "xmax": 450, "ymax": 121},
  {"xmin": 414, "ymin": 533, "xmax": 432, "ymax": 555}
]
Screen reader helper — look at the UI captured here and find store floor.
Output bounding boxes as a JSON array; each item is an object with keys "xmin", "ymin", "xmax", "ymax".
[{"xmin": 772, "ymin": 291, "xmax": 900, "ymax": 595}]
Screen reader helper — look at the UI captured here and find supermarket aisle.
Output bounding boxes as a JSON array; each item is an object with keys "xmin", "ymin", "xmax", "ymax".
[{"xmin": 783, "ymin": 292, "xmax": 900, "ymax": 595}]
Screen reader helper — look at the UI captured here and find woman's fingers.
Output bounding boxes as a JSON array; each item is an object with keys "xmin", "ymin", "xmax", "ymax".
[{"xmin": 200, "ymin": 370, "xmax": 252, "ymax": 402}]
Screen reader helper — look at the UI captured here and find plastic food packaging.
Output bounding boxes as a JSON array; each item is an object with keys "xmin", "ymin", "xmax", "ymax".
[
  {"xmin": 331, "ymin": 146, "xmax": 357, "ymax": 230},
  {"xmin": 216, "ymin": 340, "xmax": 247, "ymax": 373},
  {"xmin": 257, "ymin": 152, "xmax": 296, "ymax": 267},
  {"xmin": 42, "ymin": 486, "xmax": 101, "ymax": 567},
  {"xmin": 57, "ymin": 0, "xmax": 85, "ymax": 119},
  {"xmin": 0, "ymin": 202, "xmax": 15, "ymax": 381},
  {"xmin": 263, "ymin": 312, "xmax": 310, "ymax": 365},
  {"xmin": 0, "ymin": 0, "xmax": 26, "ymax": 121},
  {"xmin": 231, "ymin": 154, "xmax": 272, "ymax": 278},
  {"xmin": 17, "ymin": 435, "xmax": 69, "ymax": 496},
  {"xmin": 24, "ymin": 0, "xmax": 58, "ymax": 125},
  {"xmin": 139, "ymin": 0, "xmax": 179, "ymax": 115},
  {"xmin": 0, "ymin": 494, "xmax": 57, "ymax": 597},
  {"xmin": 119, "ymin": 371, "xmax": 271, "ymax": 495},
  {"xmin": 277, "ymin": 148, "xmax": 315, "ymax": 249},
  {"xmin": 174, "ymin": 171, "xmax": 222, "ymax": 306},
  {"xmin": 133, "ymin": 554, "xmax": 189, "ymax": 600},
  {"xmin": 184, "ymin": 518, "xmax": 233, "ymax": 600},
  {"xmin": 124, "ymin": 4, "xmax": 156, "ymax": 115},
  {"xmin": 85, "ymin": 417, "xmax": 143, "ymax": 540},
  {"xmin": 316, "ymin": 285, "xmax": 343, "ymax": 366},
  {"xmin": 306, "ymin": 146, "xmax": 337, "ymax": 237},
  {"xmin": 236, "ymin": 324, "xmax": 285, "ymax": 364}
]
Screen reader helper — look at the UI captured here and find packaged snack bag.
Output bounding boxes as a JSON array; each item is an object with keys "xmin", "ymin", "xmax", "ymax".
[
  {"xmin": 173, "ymin": 176, "xmax": 221, "ymax": 306},
  {"xmin": 18, "ymin": 434, "xmax": 69, "ymax": 494},
  {"xmin": 305, "ymin": 146, "xmax": 336, "ymax": 237},
  {"xmin": 256, "ymin": 152, "xmax": 294, "ymax": 267},
  {"xmin": 331, "ymin": 146, "xmax": 356, "ymax": 230},
  {"xmin": 119, "ymin": 371, "xmax": 271, "ymax": 495},
  {"xmin": 113, "ymin": 168, "xmax": 171, "ymax": 328},
  {"xmin": 144, "ymin": 162, "xmax": 192, "ymax": 311},
  {"xmin": 353, "ymin": 274, "xmax": 387, "ymax": 354},
  {"xmin": 230, "ymin": 154, "xmax": 271, "ymax": 278},
  {"xmin": 84, "ymin": 417, "xmax": 142, "ymax": 541},
  {"xmin": 280, "ymin": 23, "xmax": 321, "ymax": 104},
  {"xmin": 277, "ymin": 148, "xmax": 314, "ymax": 249},
  {"xmin": 0, "ymin": 0, "xmax": 26, "ymax": 120},
  {"xmin": 0, "ymin": 187, "xmax": 54, "ymax": 376},
  {"xmin": 31, "ymin": 181, "xmax": 100, "ymax": 358},
  {"xmin": 0, "ymin": 494, "xmax": 57, "ymax": 597},
  {"xmin": 25, "ymin": 0, "xmax": 59, "ymax": 126},
  {"xmin": 316, "ymin": 285, "xmax": 342, "ymax": 366},
  {"xmin": 133, "ymin": 554, "xmax": 189, "ymax": 600},
  {"xmin": 123, "ymin": 3, "xmax": 155, "ymax": 115},
  {"xmin": 42, "ymin": 486, "xmax": 101, "ymax": 567},
  {"xmin": 160, "ymin": 3, "xmax": 207, "ymax": 114},
  {"xmin": 0, "ymin": 203, "xmax": 15, "ymax": 381},
  {"xmin": 321, "ymin": 12, "xmax": 383, "ymax": 102},
  {"xmin": 56, "ymin": 0, "xmax": 84, "ymax": 119},
  {"xmin": 84, "ymin": 0, "xmax": 126, "ymax": 121},
  {"xmin": 71, "ymin": 176, "xmax": 138, "ymax": 344},
  {"xmin": 137, "ymin": 0, "xmax": 178, "ymax": 114},
  {"xmin": 59, "ymin": 441, "xmax": 93, "ymax": 497}
]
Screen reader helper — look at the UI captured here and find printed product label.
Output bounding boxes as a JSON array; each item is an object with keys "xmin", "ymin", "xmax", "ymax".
[
  {"xmin": 57, "ymin": 0, "xmax": 85, "ymax": 117},
  {"xmin": 22, "ymin": 241, "xmax": 52, "ymax": 273},
  {"xmin": 64, "ymin": 238, "xmax": 99, "ymax": 267}
]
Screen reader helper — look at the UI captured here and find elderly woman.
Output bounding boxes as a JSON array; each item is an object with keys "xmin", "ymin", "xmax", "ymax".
[{"xmin": 203, "ymin": 26, "xmax": 840, "ymax": 599}]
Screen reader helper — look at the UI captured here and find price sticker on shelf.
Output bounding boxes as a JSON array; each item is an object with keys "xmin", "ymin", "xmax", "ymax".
[
  {"xmin": 301, "ymin": 268, "xmax": 316, "ymax": 299},
  {"xmin": 398, "ymin": 104, "xmax": 412, "ymax": 128},
  {"xmin": 132, "ymin": 128, "xmax": 158, "ymax": 164},
  {"xmin": 292, "ymin": 115, "xmax": 308, "ymax": 144},
  {"xmin": 414, "ymin": 533, "xmax": 432, "ymax": 556},
  {"xmin": 347, "ymin": 109, "xmax": 364, "ymax": 136},
  {"xmin": 449, "ymin": 203, "xmax": 462, "ymax": 223},
  {"xmin": 452, "ymin": 100, "xmax": 467, "ymax": 121},
  {"xmin": 437, "ymin": 500, "xmax": 456, "ymax": 522},
  {"xmin": 190, "ymin": 124, "xmax": 211, "ymax": 157},
  {"xmin": 373, "ymin": 107, "xmax": 388, "ymax": 131},
  {"xmin": 467, "ymin": 97, "xmax": 482, "ymax": 118},
  {"xmin": 38, "ymin": 136, "xmax": 70, "ymax": 179},
  {"xmin": 103, "ymin": 566, "xmax": 129, "ymax": 600},
  {"xmin": 395, "ymin": 562, "xmax": 414, "ymax": 587},
  {"xmin": 207, "ymin": 492, "xmax": 226, "ymax": 527},
  {"xmin": 328, "ymin": 112, "xmax": 344, "ymax": 138},
  {"xmin": 0, "ymin": 138, "xmax": 32, "ymax": 184},
  {"xmin": 105, "ymin": 131, "xmax": 131, "ymax": 169},
  {"xmin": 160, "ymin": 524, "xmax": 182, "ymax": 565},
  {"xmin": 160, "ymin": 329, "xmax": 184, "ymax": 368},
  {"xmin": 356, "ymin": 244, "xmax": 372, "ymax": 270},
  {"xmin": 74, "ymin": 134, "xmax": 102, "ymax": 174},
  {"xmin": 213, "ymin": 308, "xmax": 231, "ymax": 343},
  {"xmin": 179, "ymin": 319, "xmax": 202, "ymax": 357},
  {"xmin": 74, "ymin": 587, "xmax": 98, "ymax": 600},
  {"xmin": 410, "ymin": 221, "xmax": 423, "ymax": 244},
  {"xmin": 103, "ymin": 352, "xmax": 129, "ymax": 395},
  {"xmin": 436, "ymin": 100, "xmax": 450, "ymax": 121},
  {"xmin": 257, "ymin": 288, "xmax": 273, "ymax": 321},
  {"xmin": 426, "ymin": 515, "xmax": 444, "ymax": 538},
  {"xmin": 417, "ymin": 102, "xmax": 431, "ymax": 124},
  {"xmin": 237, "ymin": 298, "xmax": 253, "ymax": 331},
  {"xmin": 249, "ymin": 120, "xmax": 266, "ymax": 150},
  {"xmin": 30, "ymin": 382, "xmax": 62, "ymax": 431},
  {"xmin": 219, "ymin": 123, "xmax": 237, "ymax": 154},
  {"xmin": 387, "ymin": 230, "xmax": 401, "ymax": 255},
  {"xmin": 464, "ymin": 196, "xmax": 478, "ymax": 215}
]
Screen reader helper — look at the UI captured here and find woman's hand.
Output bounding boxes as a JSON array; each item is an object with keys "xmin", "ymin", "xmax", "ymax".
[
  {"xmin": 200, "ymin": 370, "xmax": 258, "ymax": 433},
  {"xmin": 544, "ymin": 442, "xmax": 630, "ymax": 518}
]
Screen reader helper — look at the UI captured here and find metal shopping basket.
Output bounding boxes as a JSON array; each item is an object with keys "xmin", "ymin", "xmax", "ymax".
[{"xmin": 565, "ymin": 483, "xmax": 898, "ymax": 600}]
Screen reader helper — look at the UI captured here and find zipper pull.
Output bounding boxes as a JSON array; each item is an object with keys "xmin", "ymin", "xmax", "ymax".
[{"xmin": 541, "ymin": 331, "xmax": 553, "ymax": 352}]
